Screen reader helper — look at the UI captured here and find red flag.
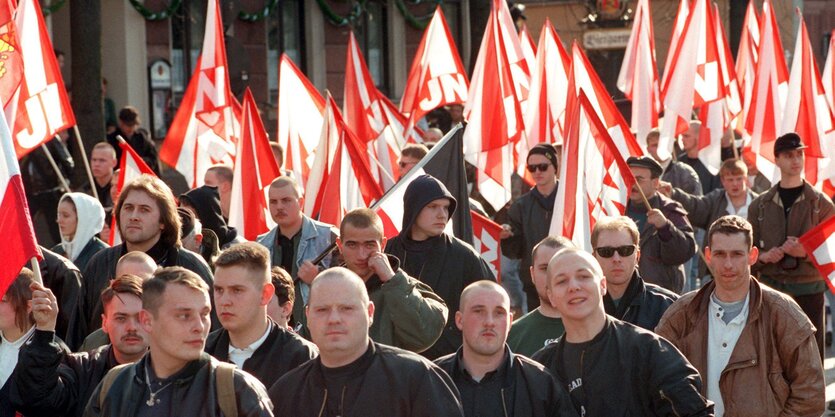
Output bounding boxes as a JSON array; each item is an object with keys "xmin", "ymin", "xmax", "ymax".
[
  {"xmin": 5, "ymin": 0, "xmax": 75, "ymax": 159},
  {"xmin": 0, "ymin": 104, "xmax": 39, "ymax": 298},
  {"xmin": 159, "ymin": 0, "xmax": 237, "ymax": 188},
  {"xmin": 525, "ymin": 19, "xmax": 571, "ymax": 148},
  {"xmin": 617, "ymin": 0, "xmax": 660, "ymax": 148},
  {"xmin": 550, "ymin": 91, "xmax": 637, "ymax": 251},
  {"xmin": 736, "ymin": 1, "xmax": 761, "ymax": 122},
  {"xmin": 798, "ymin": 214, "xmax": 835, "ymax": 294},
  {"xmin": 823, "ymin": 30, "xmax": 835, "ymax": 113},
  {"xmin": 471, "ymin": 210, "xmax": 502, "ymax": 283},
  {"xmin": 228, "ymin": 89, "xmax": 281, "ymax": 241},
  {"xmin": 400, "ymin": 6, "xmax": 468, "ymax": 140},
  {"xmin": 110, "ymin": 141, "xmax": 157, "ymax": 246},
  {"xmin": 780, "ymin": 11, "xmax": 834, "ymax": 188},
  {"xmin": 519, "ymin": 25, "xmax": 537, "ymax": 78},
  {"xmin": 661, "ymin": 0, "xmax": 689, "ymax": 88},
  {"xmin": 0, "ymin": 0, "xmax": 22, "ymax": 106},
  {"xmin": 744, "ymin": 0, "xmax": 789, "ymax": 182}
]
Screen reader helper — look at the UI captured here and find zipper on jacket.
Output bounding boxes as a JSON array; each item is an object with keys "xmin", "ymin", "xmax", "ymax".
[
  {"xmin": 500, "ymin": 388, "xmax": 509, "ymax": 417},
  {"xmin": 338, "ymin": 385, "xmax": 346, "ymax": 417},
  {"xmin": 318, "ymin": 389, "xmax": 328, "ymax": 417},
  {"xmin": 659, "ymin": 389, "xmax": 681, "ymax": 417}
]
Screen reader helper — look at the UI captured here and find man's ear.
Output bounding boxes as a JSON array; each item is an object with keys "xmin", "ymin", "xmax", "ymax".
[
  {"xmin": 139, "ymin": 309, "xmax": 153, "ymax": 334},
  {"xmin": 261, "ymin": 283, "xmax": 276, "ymax": 306},
  {"xmin": 454, "ymin": 311, "xmax": 463, "ymax": 331},
  {"xmin": 748, "ymin": 246, "xmax": 759, "ymax": 266}
]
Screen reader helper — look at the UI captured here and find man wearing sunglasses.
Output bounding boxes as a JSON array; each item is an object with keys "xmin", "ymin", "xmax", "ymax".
[
  {"xmin": 501, "ymin": 143, "xmax": 560, "ymax": 313},
  {"xmin": 625, "ymin": 156, "xmax": 697, "ymax": 294},
  {"xmin": 591, "ymin": 216, "xmax": 678, "ymax": 331}
]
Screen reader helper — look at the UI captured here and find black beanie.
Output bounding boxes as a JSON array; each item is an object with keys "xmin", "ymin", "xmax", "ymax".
[{"xmin": 528, "ymin": 143, "xmax": 559, "ymax": 169}]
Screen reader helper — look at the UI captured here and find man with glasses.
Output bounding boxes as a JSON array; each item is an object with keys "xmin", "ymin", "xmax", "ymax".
[
  {"xmin": 397, "ymin": 144, "xmax": 429, "ymax": 179},
  {"xmin": 592, "ymin": 216, "xmax": 678, "ymax": 331},
  {"xmin": 501, "ymin": 143, "xmax": 560, "ymax": 312},
  {"xmin": 625, "ymin": 156, "xmax": 696, "ymax": 294}
]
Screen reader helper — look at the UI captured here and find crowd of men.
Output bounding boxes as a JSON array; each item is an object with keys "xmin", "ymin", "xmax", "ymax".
[{"xmin": 0, "ymin": 124, "xmax": 830, "ymax": 417}]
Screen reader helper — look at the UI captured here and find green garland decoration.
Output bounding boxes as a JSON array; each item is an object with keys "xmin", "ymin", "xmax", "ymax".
[
  {"xmin": 238, "ymin": 0, "xmax": 280, "ymax": 22},
  {"xmin": 395, "ymin": 0, "xmax": 443, "ymax": 30},
  {"xmin": 41, "ymin": 0, "xmax": 68, "ymax": 16},
  {"xmin": 315, "ymin": 0, "xmax": 367, "ymax": 27},
  {"xmin": 128, "ymin": 0, "xmax": 182, "ymax": 21}
]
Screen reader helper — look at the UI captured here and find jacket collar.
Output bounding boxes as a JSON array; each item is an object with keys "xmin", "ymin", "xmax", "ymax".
[
  {"xmin": 762, "ymin": 180, "xmax": 815, "ymax": 208},
  {"xmin": 684, "ymin": 276, "xmax": 763, "ymax": 326},
  {"xmin": 134, "ymin": 352, "xmax": 212, "ymax": 385},
  {"xmin": 448, "ymin": 345, "xmax": 516, "ymax": 389},
  {"xmin": 210, "ymin": 319, "xmax": 278, "ymax": 362}
]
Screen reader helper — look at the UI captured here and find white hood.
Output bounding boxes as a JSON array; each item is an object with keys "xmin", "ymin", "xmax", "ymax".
[{"xmin": 59, "ymin": 193, "xmax": 105, "ymax": 262}]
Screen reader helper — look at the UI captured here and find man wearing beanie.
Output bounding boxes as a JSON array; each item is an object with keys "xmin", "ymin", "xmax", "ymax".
[
  {"xmin": 500, "ymin": 143, "xmax": 559, "ymax": 312},
  {"xmin": 385, "ymin": 174, "xmax": 495, "ymax": 359}
]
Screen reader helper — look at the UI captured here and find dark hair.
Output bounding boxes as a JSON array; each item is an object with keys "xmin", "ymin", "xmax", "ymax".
[
  {"xmin": 401, "ymin": 144, "xmax": 429, "ymax": 160},
  {"xmin": 707, "ymin": 215, "xmax": 753, "ymax": 249},
  {"xmin": 118, "ymin": 106, "xmax": 140, "ymax": 126},
  {"xmin": 214, "ymin": 242, "xmax": 270, "ymax": 285},
  {"xmin": 101, "ymin": 274, "xmax": 144, "ymax": 315},
  {"xmin": 142, "ymin": 267, "xmax": 209, "ymax": 315},
  {"xmin": 5, "ymin": 268, "xmax": 35, "ymax": 332},
  {"xmin": 115, "ymin": 175, "xmax": 181, "ymax": 248},
  {"xmin": 271, "ymin": 267, "xmax": 294, "ymax": 305},
  {"xmin": 531, "ymin": 235, "xmax": 575, "ymax": 259},
  {"xmin": 340, "ymin": 208, "xmax": 383, "ymax": 239}
]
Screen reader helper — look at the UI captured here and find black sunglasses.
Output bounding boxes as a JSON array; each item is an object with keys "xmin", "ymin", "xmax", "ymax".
[
  {"xmin": 526, "ymin": 163, "xmax": 551, "ymax": 173},
  {"xmin": 595, "ymin": 245, "xmax": 637, "ymax": 258}
]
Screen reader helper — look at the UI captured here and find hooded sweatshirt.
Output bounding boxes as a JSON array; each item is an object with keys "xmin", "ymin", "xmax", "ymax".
[
  {"xmin": 180, "ymin": 185, "xmax": 240, "ymax": 248},
  {"xmin": 55, "ymin": 193, "xmax": 106, "ymax": 270}
]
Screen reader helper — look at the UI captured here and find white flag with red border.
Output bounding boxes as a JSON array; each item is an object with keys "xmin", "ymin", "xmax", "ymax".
[
  {"xmin": 799, "ymin": 214, "xmax": 835, "ymax": 294},
  {"xmin": 617, "ymin": 0, "xmax": 660, "ymax": 148},
  {"xmin": 471, "ymin": 209, "xmax": 502, "ymax": 283},
  {"xmin": 525, "ymin": 19, "xmax": 571, "ymax": 149}
]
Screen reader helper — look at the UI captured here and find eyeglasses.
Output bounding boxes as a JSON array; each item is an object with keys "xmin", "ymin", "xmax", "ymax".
[
  {"xmin": 526, "ymin": 163, "xmax": 551, "ymax": 173},
  {"xmin": 595, "ymin": 245, "xmax": 637, "ymax": 258},
  {"xmin": 398, "ymin": 161, "xmax": 415, "ymax": 168}
]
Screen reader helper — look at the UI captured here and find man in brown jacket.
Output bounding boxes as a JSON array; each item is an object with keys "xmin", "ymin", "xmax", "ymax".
[
  {"xmin": 747, "ymin": 132, "xmax": 835, "ymax": 356},
  {"xmin": 656, "ymin": 215, "xmax": 824, "ymax": 417}
]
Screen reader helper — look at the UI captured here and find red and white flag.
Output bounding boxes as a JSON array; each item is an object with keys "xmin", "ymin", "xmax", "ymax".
[
  {"xmin": 159, "ymin": 0, "xmax": 237, "ymax": 188},
  {"xmin": 0, "ymin": 0, "xmax": 22, "ymax": 107},
  {"xmin": 617, "ymin": 0, "xmax": 660, "ymax": 148},
  {"xmin": 519, "ymin": 25, "xmax": 537, "ymax": 77},
  {"xmin": 525, "ymin": 18, "xmax": 571, "ymax": 148},
  {"xmin": 780, "ymin": 12, "xmax": 834, "ymax": 189},
  {"xmin": 228, "ymin": 89, "xmax": 281, "ymax": 241},
  {"xmin": 0, "ymin": 105, "xmax": 39, "ymax": 297},
  {"xmin": 304, "ymin": 94, "xmax": 383, "ymax": 227},
  {"xmin": 569, "ymin": 42, "xmax": 643, "ymax": 161},
  {"xmin": 821, "ymin": 30, "xmax": 835, "ymax": 116},
  {"xmin": 400, "ymin": 6, "xmax": 469, "ymax": 137},
  {"xmin": 744, "ymin": 0, "xmax": 789, "ymax": 182},
  {"xmin": 659, "ymin": 0, "xmax": 724, "ymax": 161},
  {"xmin": 5, "ymin": 0, "xmax": 75, "ymax": 159},
  {"xmin": 276, "ymin": 54, "xmax": 325, "ymax": 187},
  {"xmin": 550, "ymin": 91, "xmax": 637, "ymax": 251},
  {"xmin": 471, "ymin": 209, "xmax": 502, "ymax": 283},
  {"xmin": 798, "ymin": 214, "xmax": 835, "ymax": 294},
  {"xmin": 735, "ymin": 0, "xmax": 761, "ymax": 135},
  {"xmin": 109, "ymin": 141, "xmax": 158, "ymax": 246},
  {"xmin": 661, "ymin": 0, "xmax": 689, "ymax": 88}
]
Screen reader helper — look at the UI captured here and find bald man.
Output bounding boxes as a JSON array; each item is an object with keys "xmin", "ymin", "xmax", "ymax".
[
  {"xmin": 268, "ymin": 268, "xmax": 464, "ymax": 417},
  {"xmin": 435, "ymin": 281, "xmax": 575, "ymax": 417}
]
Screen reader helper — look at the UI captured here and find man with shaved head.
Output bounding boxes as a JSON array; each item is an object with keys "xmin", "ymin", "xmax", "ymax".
[
  {"xmin": 532, "ymin": 248, "xmax": 712, "ymax": 417},
  {"xmin": 268, "ymin": 268, "xmax": 464, "ymax": 417},
  {"xmin": 204, "ymin": 164, "xmax": 234, "ymax": 218},
  {"xmin": 435, "ymin": 281, "xmax": 575, "ymax": 417}
]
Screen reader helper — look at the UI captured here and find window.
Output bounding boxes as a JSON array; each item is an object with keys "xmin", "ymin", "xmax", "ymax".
[
  {"xmin": 171, "ymin": 0, "xmax": 207, "ymax": 105},
  {"xmin": 354, "ymin": 0, "xmax": 389, "ymax": 96},
  {"xmin": 267, "ymin": 2, "xmax": 305, "ymax": 105}
]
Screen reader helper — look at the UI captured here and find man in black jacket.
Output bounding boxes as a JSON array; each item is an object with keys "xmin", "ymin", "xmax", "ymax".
[
  {"xmin": 82, "ymin": 174, "xmax": 215, "ymax": 333},
  {"xmin": 268, "ymin": 268, "xmax": 464, "ymax": 417},
  {"xmin": 37, "ymin": 246, "xmax": 85, "ymax": 350},
  {"xmin": 106, "ymin": 106, "xmax": 160, "ymax": 175},
  {"xmin": 84, "ymin": 267, "xmax": 272, "ymax": 417},
  {"xmin": 11, "ymin": 275, "xmax": 149, "ymax": 417},
  {"xmin": 434, "ymin": 281, "xmax": 576, "ymax": 417},
  {"xmin": 205, "ymin": 243, "xmax": 317, "ymax": 389},
  {"xmin": 532, "ymin": 248, "xmax": 712, "ymax": 416},
  {"xmin": 592, "ymin": 216, "xmax": 678, "ymax": 331},
  {"xmin": 385, "ymin": 174, "xmax": 495, "ymax": 359}
]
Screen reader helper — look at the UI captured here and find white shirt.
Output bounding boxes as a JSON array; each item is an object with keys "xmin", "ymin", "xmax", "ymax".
[
  {"xmin": 724, "ymin": 192, "xmax": 752, "ymax": 218},
  {"xmin": 228, "ymin": 322, "xmax": 272, "ymax": 369},
  {"xmin": 0, "ymin": 326, "xmax": 35, "ymax": 387},
  {"xmin": 707, "ymin": 292, "xmax": 750, "ymax": 417}
]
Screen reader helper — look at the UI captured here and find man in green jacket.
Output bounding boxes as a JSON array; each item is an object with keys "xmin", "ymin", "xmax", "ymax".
[{"xmin": 336, "ymin": 208, "xmax": 448, "ymax": 353}]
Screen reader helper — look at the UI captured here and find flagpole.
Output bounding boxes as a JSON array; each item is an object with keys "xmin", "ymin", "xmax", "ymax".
[
  {"xmin": 71, "ymin": 126, "xmax": 98, "ymax": 200},
  {"xmin": 40, "ymin": 143, "xmax": 71, "ymax": 193},
  {"xmin": 729, "ymin": 123, "xmax": 739, "ymax": 160},
  {"xmin": 635, "ymin": 182, "xmax": 653, "ymax": 212},
  {"xmin": 29, "ymin": 257, "xmax": 42, "ymax": 285},
  {"xmin": 367, "ymin": 148, "xmax": 397, "ymax": 186}
]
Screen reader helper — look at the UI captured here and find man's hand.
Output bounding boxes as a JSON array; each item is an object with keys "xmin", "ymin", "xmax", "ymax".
[
  {"xmin": 647, "ymin": 209, "xmax": 667, "ymax": 229},
  {"xmin": 758, "ymin": 247, "xmax": 785, "ymax": 264},
  {"xmin": 368, "ymin": 252, "xmax": 395, "ymax": 282},
  {"xmin": 499, "ymin": 224, "xmax": 513, "ymax": 240},
  {"xmin": 657, "ymin": 181, "xmax": 673, "ymax": 197},
  {"xmin": 781, "ymin": 237, "xmax": 807, "ymax": 258},
  {"xmin": 29, "ymin": 282, "xmax": 58, "ymax": 332},
  {"xmin": 297, "ymin": 261, "xmax": 320, "ymax": 285}
]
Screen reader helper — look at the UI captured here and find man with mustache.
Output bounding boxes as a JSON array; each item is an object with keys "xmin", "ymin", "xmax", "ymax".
[{"xmin": 10, "ymin": 275, "xmax": 149, "ymax": 417}]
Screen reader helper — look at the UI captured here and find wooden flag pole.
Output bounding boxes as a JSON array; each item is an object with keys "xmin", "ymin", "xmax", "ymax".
[
  {"xmin": 71, "ymin": 126, "xmax": 98, "ymax": 200},
  {"xmin": 634, "ymin": 181, "xmax": 654, "ymax": 212},
  {"xmin": 729, "ymin": 124, "xmax": 740, "ymax": 160},
  {"xmin": 40, "ymin": 143, "xmax": 71, "ymax": 193},
  {"xmin": 30, "ymin": 257, "xmax": 42, "ymax": 285}
]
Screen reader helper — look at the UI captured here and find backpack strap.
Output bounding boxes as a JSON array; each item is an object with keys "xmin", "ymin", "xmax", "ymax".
[
  {"xmin": 216, "ymin": 362, "xmax": 237, "ymax": 417},
  {"xmin": 98, "ymin": 363, "xmax": 132, "ymax": 409}
]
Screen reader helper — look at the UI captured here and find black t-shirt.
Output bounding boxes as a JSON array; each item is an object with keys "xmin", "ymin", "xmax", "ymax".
[
  {"xmin": 563, "ymin": 339, "xmax": 592, "ymax": 417},
  {"xmin": 319, "ymin": 343, "xmax": 374, "ymax": 416},
  {"xmin": 778, "ymin": 184, "xmax": 804, "ymax": 216}
]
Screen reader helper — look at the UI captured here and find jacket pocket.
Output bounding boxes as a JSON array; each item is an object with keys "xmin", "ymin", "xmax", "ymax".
[{"xmin": 767, "ymin": 371, "xmax": 790, "ymax": 408}]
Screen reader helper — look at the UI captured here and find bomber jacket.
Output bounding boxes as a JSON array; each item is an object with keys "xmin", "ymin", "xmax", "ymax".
[
  {"xmin": 10, "ymin": 330, "xmax": 120, "ymax": 417},
  {"xmin": 434, "ymin": 346, "xmax": 577, "ymax": 417},
  {"xmin": 532, "ymin": 317, "xmax": 713, "ymax": 417},
  {"xmin": 603, "ymin": 271, "xmax": 678, "ymax": 331},
  {"xmin": 83, "ymin": 353, "xmax": 273, "ymax": 417},
  {"xmin": 747, "ymin": 181, "xmax": 835, "ymax": 286},
  {"xmin": 655, "ymin": 277, "xmax": 825, "ymax": 417}
]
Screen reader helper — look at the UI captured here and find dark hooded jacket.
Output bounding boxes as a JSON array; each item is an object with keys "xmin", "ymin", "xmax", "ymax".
[
  {"xmin": 603, "ymin": 271, "xmax": 679, "ymax": 331},
  {"xmin": 385, "ymin": 175, "xmax": 495, "ymax": 359},
  {"xmin": 39, "ymin": 246, "xmax": 85, "ymax": 350},
  {"xmin": 180, "ymin": 185, "xmax": 242, "ymax": 248}
]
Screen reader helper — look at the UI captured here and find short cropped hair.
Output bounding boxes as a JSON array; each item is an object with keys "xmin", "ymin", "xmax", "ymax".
[
  {"xmin": 92, "ymin": 142, "xmax": 117, "ymax": 159},
  {"xmin": 340, "ymin": 208, "xmax": 384, "ymax": 239},
  {"xmin": 459, "ymin": 280, "xmax": 508, "ymax": 310},
  {"xmin": 214, "ymin": 242, "xmax": 271, "ymax": 285},
  {"xmin": 142, "ymin": 267, "xmax": 209, "ymax": 315},
  {"xmin": 546, "ymin": 247, "xmax": 604, "ymax": 289},
  {"xmin": 271, "ymin": 267, "xmax": 295, "ymax": 305},
  {"xmin": 206, "ymin": 165, "xmax": 234, "ymax": 184},
  {"xmin": 707, "ymin": 215, "xmax": 753, "ymax": 249},
  {"xmin": 591, "ymin": 216, "xmax": 640, "ymax": 247},
  {"xmin": 115, "ymin": 175, "xmax": 181, "ymax": 247},
  {"xmin": 270, "ymin": 142, "xmax": 284, "ymax": 162},
  {"xmin": 531, "ymin": 235, "xmax": 575, "ymax": 259},
  {"xmin": 719, "ymin": 158, "xmax": 747, "ymax": 178},
  {"xmin": 401, "ymin": 144, "xmax": 429, "ymax": 160},
  {"xmin": 309, "ymin": 267, "xmax": 369, "ymax": 307},
  {"xmin": 101, "ymin": 274, "xmax": 144, "ymax": 315},
  {"xmin": 269, "ymin": 176, "xmax": 302, "ymax": 199}
]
